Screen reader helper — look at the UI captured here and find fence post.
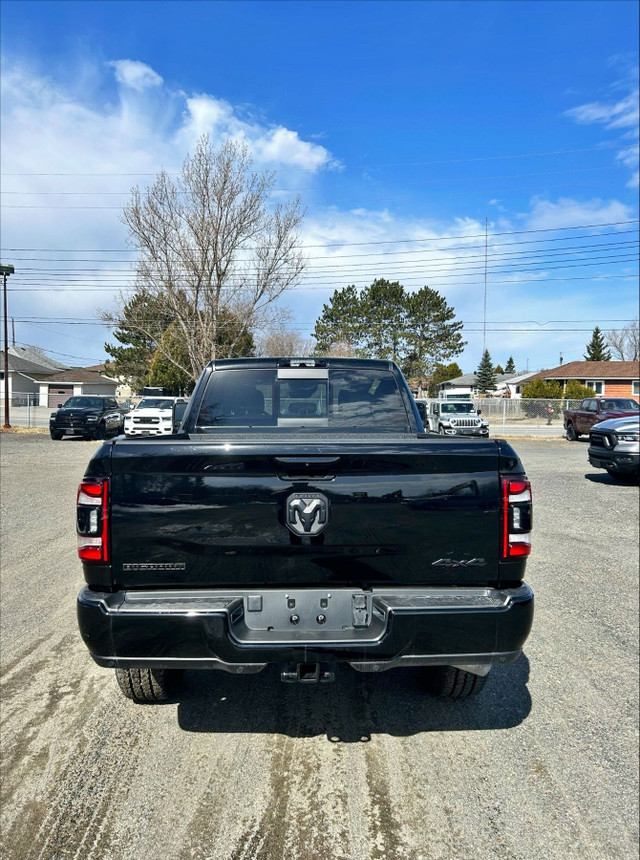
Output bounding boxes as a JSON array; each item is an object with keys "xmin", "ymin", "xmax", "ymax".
[
  {"xmin": 502, "ymin": 398, "xmax": 506, "ymax": 428},
  {"xmin": 27, "ymin": 394, "xmax": 31, "ymax": 428}
]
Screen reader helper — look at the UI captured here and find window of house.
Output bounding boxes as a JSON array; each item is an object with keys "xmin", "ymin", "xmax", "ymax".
[
  {"xmin": 586, "ymin": 380, "xmax": 604, "ymax": 395},
  {"xmin": 633, "ymin": 381, "xmax": 639, "ymax": 396}
]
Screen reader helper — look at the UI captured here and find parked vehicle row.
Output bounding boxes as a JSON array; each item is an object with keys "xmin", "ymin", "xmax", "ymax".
[{"xmin": 50, "ymin": 396, "xmax": 189, "ymax": 440}]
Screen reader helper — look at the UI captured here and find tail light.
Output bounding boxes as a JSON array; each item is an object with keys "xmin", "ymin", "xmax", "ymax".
[
  {"xmin": 77, "ymin": 479, "xmax": 109, "ymax": 562},
  {"xmin": 502, "ymin": 478, "xmax": 532, "ymax": 559}
]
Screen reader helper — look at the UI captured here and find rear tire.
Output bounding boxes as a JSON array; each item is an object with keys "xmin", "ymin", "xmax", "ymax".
[
  {"xmin": 115, "ymin": 668, "xmax": 181, "ymax": 703},
  {"xmin": 423, "ymin": 666, "xmax": 488, "ymax": 699},
  {"xmin": 565, "ymin": 422, "xmax": 578, "ymax": 441}
]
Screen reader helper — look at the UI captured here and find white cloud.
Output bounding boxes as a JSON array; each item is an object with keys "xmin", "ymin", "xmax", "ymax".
[
  {"xmin": 107, "ymin": 60, "xmax": 163, "ymax": 91},
  {"xmin": 564, "ymin": 73, "xmax": 639, "ymax": 187},
  {"xmin": 177, "ymin": 94, "xmax": 335, "ymax": 172},
  {"xmin": 522, "ymin": 196, "xmax": 633, "ymax": 230},
  {"xmin": 564, "ymin": 89, "xmax": 639, "ymax": 131}
]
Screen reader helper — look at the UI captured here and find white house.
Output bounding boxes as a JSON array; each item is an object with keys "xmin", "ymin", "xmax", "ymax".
[{"xmin": 438, "ymin": 372, "xmax": 538, "ymax": 399}]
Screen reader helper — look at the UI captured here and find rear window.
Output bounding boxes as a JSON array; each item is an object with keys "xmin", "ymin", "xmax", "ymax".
[
  {"xmin": 63, "ymin": 397, "xmax": 103, "ymax": 409},
  {"xmin": 600, "ymin": 399, "xmax": 639, "ymax": 411},
  {"xmin": 194, "ymin": 368, "xmax": 410, "ymax": 432},
  {"xmin": 137, "ymin": 399, "xmax": 175, "ymax": 410}
]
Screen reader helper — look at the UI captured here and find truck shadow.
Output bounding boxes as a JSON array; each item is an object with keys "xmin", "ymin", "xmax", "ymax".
[
  {"xmin": 176, "ymin": 655, "xmax": 531, "ymax": 740},
  {"xmin": 584, "ymin": 471, "xmax": 639, "ymax": 485}
]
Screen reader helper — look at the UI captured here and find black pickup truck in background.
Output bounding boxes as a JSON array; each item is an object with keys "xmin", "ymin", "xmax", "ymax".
[
  {"xmin": 76, "ymin": 358, "xmax": 534, "ymax": 703},
  {"xmin": 50, "ymin": 395, "xmax": 127, "ymax": 440}
]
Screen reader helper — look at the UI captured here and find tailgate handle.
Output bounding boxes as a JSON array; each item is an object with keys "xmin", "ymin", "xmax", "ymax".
[{"xmin": 274, "ymin": 456, "xmax": 341, "ymax": 480}]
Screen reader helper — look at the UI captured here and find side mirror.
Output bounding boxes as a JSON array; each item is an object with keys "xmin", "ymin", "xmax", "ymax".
[
  {"xmin": 477, "ymin": 408, "xmax": 482, "ymax": 415},
  {"xmin": 57, "ymin": 403, "xmax": 63, "ymax": 408}
]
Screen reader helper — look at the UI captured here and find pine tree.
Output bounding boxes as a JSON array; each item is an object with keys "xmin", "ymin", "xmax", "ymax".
[
  {"xmin": 584, "ymin": 327, "xmax": 611, "ymax": 361},
  {"xmin": 476, "ymin": 349, "xmax": 497, "ymax": 393},
  {"xmin": 505, "ymin": 356, "xmax": 516, "ymax": 373}
]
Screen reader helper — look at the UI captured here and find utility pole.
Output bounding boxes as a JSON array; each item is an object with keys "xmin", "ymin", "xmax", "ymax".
[
  {"xmin": 483, "ymin": 215, "xmax": 488, "ymax": 352},
  {"xmin": 1, "ymin": 264, "xmax": 15, "ymax": 429}
]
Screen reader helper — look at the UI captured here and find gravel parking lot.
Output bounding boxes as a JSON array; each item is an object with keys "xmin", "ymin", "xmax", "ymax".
[{"xmin": 1, "ymin": 433, "xmax": 638, "ymax": 860}]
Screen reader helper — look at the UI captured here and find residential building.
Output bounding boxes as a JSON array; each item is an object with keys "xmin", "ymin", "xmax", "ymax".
[
  {"xmin": 525, "ymin": 361, "xmax": 640, "ymax": 398},
  {"xmin": 438, "ymin": 372, "xmax": 537, "ymax": 399}
]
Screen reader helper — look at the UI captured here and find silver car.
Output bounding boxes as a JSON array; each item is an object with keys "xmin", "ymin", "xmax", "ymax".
[{"xmin": 588, "ymin": 416, "xmax": 640, "ymax": 479}]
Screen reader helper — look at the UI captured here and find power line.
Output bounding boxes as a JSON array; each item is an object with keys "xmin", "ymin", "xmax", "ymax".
[
  {"xmin": 5, "ymin": 229, "xmax": 638, "ymax": 266},
  {"xmin": 9, "ymin": 270, "xmax": 639, "ymax": 293},
  {"xmin": 11, "ymin": 237, "xmax": 640, "ymax": 274},
  {"xmin": 10, "ymin": 250, "xmax": 640, "ymax": 281},
  {"xmin": 2, "ymin": 219, "xmax": 639, "ymax": 252},
  {"xmin": 0, "ymin": 145, "xmax": 618, "ymax": 177},
  {"xmin": 0, "ymin": 164, "xmax": 622, "ymax": 200}
]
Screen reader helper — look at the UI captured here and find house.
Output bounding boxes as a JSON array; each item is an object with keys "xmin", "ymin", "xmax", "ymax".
[
  {"xmin": 19, "ymin": 368, "xmax": 120, "ymax": 408},
  {"xmin": 0, "ymin": 350, "xmax": 62, "ymax": 405},
  {"xmin": 438, "ymin": 372, "xmax": 538, "ymax": 399},
  {"xmin": 525, "ymin": 361, "xmax": 640, "ymax": 398}
]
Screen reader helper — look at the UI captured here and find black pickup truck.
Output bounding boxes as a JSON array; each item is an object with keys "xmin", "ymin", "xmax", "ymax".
[
  {"xmin": 76, "ymin": 358, "xmax": 533, "ymax": 702},
  {"xmin": 50, "ymin": 395, "xmax": 127, "ymax": 440}
]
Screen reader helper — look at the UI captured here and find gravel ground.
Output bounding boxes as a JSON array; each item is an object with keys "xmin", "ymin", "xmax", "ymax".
[{"xmin": 1, "ymin": 433, "xmax": 638, "ymax": 860}]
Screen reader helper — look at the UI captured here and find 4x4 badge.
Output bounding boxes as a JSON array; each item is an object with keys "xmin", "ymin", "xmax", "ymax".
[{"xmin": 286, "ymin": 492, "xmax": 329, "ymax": 536}]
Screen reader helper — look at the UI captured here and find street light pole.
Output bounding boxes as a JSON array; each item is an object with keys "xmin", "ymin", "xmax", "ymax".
[{"xmin": 1, "ymin": 264, "xmax": 15, "ymax": 429}]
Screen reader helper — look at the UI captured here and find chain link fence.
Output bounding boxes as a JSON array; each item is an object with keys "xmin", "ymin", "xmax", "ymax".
[
  {"xmin": 472, "ymin": 398, "xmax": 582, "ymax": 427},
  {"xmin": 5, "ymin": 392, "xmax": 581, "ymax": 430}
]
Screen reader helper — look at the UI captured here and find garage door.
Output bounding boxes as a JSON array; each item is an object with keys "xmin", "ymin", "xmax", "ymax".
[{"xmin": 48, "ymin": 386, "xmax": 73, "ymax": 408}]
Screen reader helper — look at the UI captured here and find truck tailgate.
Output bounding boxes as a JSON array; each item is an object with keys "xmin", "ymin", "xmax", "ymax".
[{"xmin": 108, "ymin": 436, "xmax": 502, "ymax": 589}]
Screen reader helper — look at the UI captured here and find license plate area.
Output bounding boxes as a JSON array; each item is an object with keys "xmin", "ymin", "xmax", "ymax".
[{"xmin": 229, "ymin": 589, "xmax": 387, "ymax": 645}]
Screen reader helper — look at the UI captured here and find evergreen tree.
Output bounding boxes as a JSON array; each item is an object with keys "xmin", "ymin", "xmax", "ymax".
[
  {"xmin": 312, "ymin": 279, "xmax": 465, "ymax": 375},
  {"xmin": 584, "ymin": 326, "xmax": 611, "ymax": 361},
  {"xmin": 476, "ymin": 349, "xmax": 497, "ymax": 393},
  {"xmin": 494, "ymin": 364, "xmax": 504, "ymax": 374},
  {"xmin": 504, "ymin": 356, "xmax": 516, "ymax": 373},
  {"xmin": 427, "ymin": 362, "xmax": 463, "ymax": 397}
]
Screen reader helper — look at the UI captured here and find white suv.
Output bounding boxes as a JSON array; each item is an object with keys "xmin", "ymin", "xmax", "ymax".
[{"xmin": 124, "ymin": 397, "xmax": 187, "ymax": 437}]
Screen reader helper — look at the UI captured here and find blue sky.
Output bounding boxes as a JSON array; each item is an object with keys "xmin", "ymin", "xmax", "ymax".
[{"xmin": 1, "ymin": 0, "xmax": 638, "ymax": 374}]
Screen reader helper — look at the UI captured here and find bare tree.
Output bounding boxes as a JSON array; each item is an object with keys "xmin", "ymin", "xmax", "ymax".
[
  {"xmin": 106, "ymin": 136, "xmax": 306, "ymax": 381},
  {"xmin": 255, "ymin": 323, "xmax": 315, "ymax": 357},
  {"xmin": 606, "ymin": 320, "xmax": 639, "ymax": 361}
]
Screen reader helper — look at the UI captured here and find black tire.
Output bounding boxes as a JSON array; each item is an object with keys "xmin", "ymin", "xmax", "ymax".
[
  {"xmin": 115, "ymin": 667, "xmax": 181, "ymax": 703},
  {"xmin": 438, "ymin": 425, "xmax": 446, "ymax": 435},
  {"xmin": 423, "ymin": 665, "xmax": 488, "ymax": 699},
  {"xmin": 50, "ymin": 430, "xmax": 63, "ymax": 440},
  {"xmin": 96, "ymin": 422, "xmax": 107, "ymax": 440},
  {"xmin": 565, "ymin": 422, "xmax": 578, "ymax": 441}
]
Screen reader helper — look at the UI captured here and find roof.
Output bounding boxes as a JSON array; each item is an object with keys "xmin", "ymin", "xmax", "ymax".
[
  {"xmin": 20, "ymin": 369, "xmax": 119, "ymax": 384},
  {"xmin": 8, "ymin": 345, "xmax": 67, "ymax": 371},
  {"xmin": 7, "ymin": 354, "xmax": 61, "ymax": 375},
  {"xmin": 527, "ymin": 361, "xmax": 640, "ymax": 382},
  {"xmin": 441, "ymin": 372, "xmax": 521, "ymax": 387}
]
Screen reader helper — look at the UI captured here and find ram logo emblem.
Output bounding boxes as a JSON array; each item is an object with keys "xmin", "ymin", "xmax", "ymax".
[{"xmin": 286, "ymin": 492, "xmax": 329, "ymax": 536}]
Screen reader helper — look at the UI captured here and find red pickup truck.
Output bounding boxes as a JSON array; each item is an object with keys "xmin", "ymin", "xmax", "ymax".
[{"xmin": 564, "ymin": 397, "xmax": 639, "ymax": 440}]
